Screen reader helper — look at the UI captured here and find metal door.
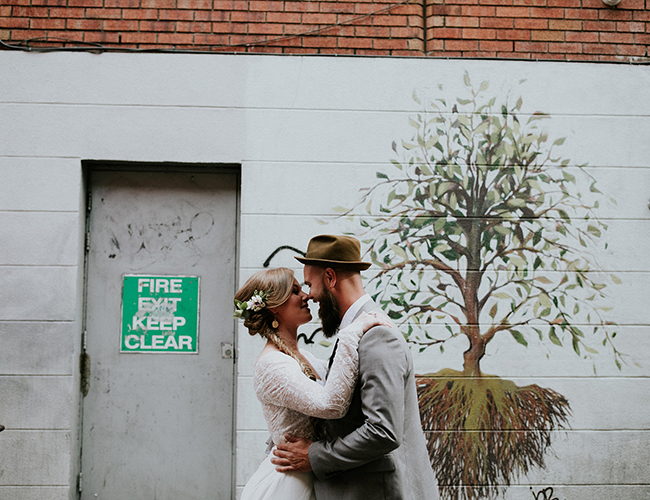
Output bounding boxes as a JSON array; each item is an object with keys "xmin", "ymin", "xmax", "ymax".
[{"xmin": 80, "ymin": 166, "xmax": 238, "ymax": 499}]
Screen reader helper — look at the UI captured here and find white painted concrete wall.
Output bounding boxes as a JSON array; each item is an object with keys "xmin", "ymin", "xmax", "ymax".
[{"xmin": 0, "ymin": 51, "xmax": 648, "ymax": 500}]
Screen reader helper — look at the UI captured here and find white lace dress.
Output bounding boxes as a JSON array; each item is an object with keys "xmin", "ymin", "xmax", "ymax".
[{"xmin": 241, "ymin": 323, "xmax": 364, "ymax": 500}]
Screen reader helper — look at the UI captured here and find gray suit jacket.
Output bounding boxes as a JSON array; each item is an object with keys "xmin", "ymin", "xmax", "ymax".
[{"xmin": 309, "ymin": 300, "xmax": 438, "ymax": 500}]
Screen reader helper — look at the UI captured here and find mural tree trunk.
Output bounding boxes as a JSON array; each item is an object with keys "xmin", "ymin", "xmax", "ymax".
[{"xmin": 341, "ymin": 75, "xmax": 622, "ymax": 500}]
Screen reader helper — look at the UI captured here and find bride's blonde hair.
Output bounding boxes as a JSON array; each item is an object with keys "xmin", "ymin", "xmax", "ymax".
[{"xmin": 234, "ymin": 268, "xmax": 317, "ymax": 380}]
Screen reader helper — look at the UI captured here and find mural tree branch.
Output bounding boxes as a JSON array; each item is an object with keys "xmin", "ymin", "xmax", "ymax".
[{"xmin": 342, "ymin": 75, "xmax": 621, "ymax": 500}]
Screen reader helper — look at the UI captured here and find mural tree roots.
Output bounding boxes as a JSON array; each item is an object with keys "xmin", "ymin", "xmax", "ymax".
[{"xmin": 417, "ymin": 370, "xmax": 571, "ymax": 500}]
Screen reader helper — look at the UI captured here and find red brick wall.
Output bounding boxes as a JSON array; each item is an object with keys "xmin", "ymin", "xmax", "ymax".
[
  {"xmin": 427, "ymin": 0, "xmax": 649, "ymax": 60},
  {"xmin": 0, "ymin": 0, "xmax": 648, "ymax": 61}
]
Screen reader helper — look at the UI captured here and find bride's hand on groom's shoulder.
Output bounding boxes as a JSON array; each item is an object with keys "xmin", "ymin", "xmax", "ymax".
[{"xmin": 354, "ymin": 311, "xmax": 392, "ymax": 333}]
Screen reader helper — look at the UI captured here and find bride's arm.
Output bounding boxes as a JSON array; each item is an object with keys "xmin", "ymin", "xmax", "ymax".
[{"xmin": 254, "ymin": 313, "xmax": 388, "ymax": 420}]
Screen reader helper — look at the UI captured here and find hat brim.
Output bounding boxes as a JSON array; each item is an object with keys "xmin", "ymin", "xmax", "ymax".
[{"xmin": 295, "ymin": 256, "xmax": 371, "ymax": 270}]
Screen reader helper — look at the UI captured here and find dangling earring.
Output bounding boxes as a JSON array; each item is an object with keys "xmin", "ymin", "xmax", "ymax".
[{"xmin": 271, "ymin": 318, "xmax": 279, "ymax": 329}]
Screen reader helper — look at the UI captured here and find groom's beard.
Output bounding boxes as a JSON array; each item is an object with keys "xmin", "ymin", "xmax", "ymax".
[{"xmin": 317, "ymin": 288, "xmax": 341, "ymax": 338}]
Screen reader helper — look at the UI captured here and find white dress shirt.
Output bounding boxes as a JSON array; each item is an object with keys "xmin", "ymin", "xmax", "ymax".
[{"xmin": 339, "ymin": 294, "xmax": 372, "ymax": 330}]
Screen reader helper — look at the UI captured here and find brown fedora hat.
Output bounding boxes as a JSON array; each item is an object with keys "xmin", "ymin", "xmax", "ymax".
[{"xmin": 295, "ymin": 234, "xmax": 371, "ymax": 270}]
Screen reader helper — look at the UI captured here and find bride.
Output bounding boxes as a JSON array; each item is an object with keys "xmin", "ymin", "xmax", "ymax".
[{"xmin": 234, "ymin": 267, "xmax": 389, "ymax": 500}]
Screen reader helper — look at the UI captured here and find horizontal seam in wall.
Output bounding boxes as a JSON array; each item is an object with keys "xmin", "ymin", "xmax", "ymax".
[
  {"xmin": 457, "ymin": 483, "xmax": 650, "ymax": 487},
  {"xmin": 241, "ymin": 160, "xmax": 650, "ymax": 168},
  {"xmin": 0, "ymin": 485, "xmax": 69, "ymax": 488},
  {"xmin": 0, "ymin": 210, "xmax": 80, "ymax": 213},
  {"xmin": 0, "ymin": 264, "xmax": 77, "ymax": 268},
  {"xmin": 420, "ymin": 429, "xmax": 650, "ymax": 432},
  {"xmin": 237, "ymin": 376, "xmax": 650, "ymax": 380},
  {"xmin": 2, "ymin": 429, "xmax": 71, "ymax": 433},
  {"xmin": 238, "ymin": 265, "xmax": 650, "ymax": 277},
  {"xmin": 1, "ymin": 101, "xmax": 650, "ymax": 119},
  {"xmin": 0, "ymin": 320, "xmax": 75, "ymax": 323},
  {"xmin": 239, "ymin": 213, "xmax": 650, "ymax": 222},
  {"xmin": 414, "ymin": 376, "xmax": 650, "ymax": 379},
  {"xmin": 1, "ymin": 428, "xmax": 73, "ymax": 431},
  {"xmin": 0, "ymin": 154, "xmax": 82, "ymax": 159}
]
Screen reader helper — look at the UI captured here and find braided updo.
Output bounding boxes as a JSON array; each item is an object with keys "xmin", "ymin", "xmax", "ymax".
[
  {"xmin": 234, "ymin": 268, "xmax": 295, "ymax": 336},
  {"xmin": 234, "ymin": 267, "xmax": 318, "ymax": 381}
]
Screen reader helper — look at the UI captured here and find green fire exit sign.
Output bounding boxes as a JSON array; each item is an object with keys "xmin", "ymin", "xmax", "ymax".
[{"xmin": 120, "ymin": 275, "xmax": 200, "ymax": 353}]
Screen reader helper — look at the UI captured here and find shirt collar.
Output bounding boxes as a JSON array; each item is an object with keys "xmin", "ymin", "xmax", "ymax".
[{"xmin": 340, "ymin": 294, "xmax": 372, "ymax": 330}]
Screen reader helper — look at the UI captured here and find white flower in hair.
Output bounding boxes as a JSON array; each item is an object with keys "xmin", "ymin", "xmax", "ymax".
[
  {"xmin": 233, "ymin": 289, "xmax": 271, "ymax": 319},
  {"xmin": 247, "ymin": 294, "xmax": 266, "ymax": 311}
]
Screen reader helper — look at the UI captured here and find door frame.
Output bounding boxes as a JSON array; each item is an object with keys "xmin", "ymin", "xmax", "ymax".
[{"xmin": 76, "ymin": 160, "xmax": 242, "ymax": 499}]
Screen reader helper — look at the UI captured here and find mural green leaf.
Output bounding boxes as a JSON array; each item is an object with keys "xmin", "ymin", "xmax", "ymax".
[
  {"xmin": 549, "ymin": 327, "xmax": 563, "ymax": 346},
  {"xmin": 510, "ymin": 329, "xmax": 528, "ymax": 347}
]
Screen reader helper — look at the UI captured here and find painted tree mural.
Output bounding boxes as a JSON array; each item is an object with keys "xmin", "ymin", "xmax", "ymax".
[{"xmin": 340, "ymin": 74, "xmax": 622, "ymax": 500}]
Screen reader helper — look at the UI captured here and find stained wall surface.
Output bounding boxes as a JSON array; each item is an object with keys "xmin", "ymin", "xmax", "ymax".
[{"xmin": 0, "ymin": 51, "xmax": 648, "ymax": 500}]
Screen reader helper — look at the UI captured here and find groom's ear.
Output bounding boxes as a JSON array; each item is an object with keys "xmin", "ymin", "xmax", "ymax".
[{"xmin": 323, "ymin": 267, "xmax": 337, "ymax": 289}]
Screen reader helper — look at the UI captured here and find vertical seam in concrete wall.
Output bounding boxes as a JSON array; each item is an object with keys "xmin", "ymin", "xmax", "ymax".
[{"xmin": 423, "ymin": 0, "xmax": 428, "ymax": 55}]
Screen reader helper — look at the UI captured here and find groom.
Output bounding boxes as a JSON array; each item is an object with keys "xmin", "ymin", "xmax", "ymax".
[{"xmin": 271, "ymin": 234, "xmax": 438, "ymax": 500}]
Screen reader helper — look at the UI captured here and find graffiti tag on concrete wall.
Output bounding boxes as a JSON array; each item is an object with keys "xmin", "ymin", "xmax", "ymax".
[{"xmin": 531, "ymin": 487, "xmax": 564, "ymax": 500}]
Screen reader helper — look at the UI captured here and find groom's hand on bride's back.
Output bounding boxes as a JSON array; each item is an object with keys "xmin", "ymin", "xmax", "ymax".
[{"xmin": 271, "ymin": 435, "xmax": 313, "ymax": 473}]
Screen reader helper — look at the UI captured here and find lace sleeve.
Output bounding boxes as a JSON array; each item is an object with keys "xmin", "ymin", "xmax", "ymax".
[{"xmin": 254, "ymin": 323, "xmax": 364, "ymax": 420}]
